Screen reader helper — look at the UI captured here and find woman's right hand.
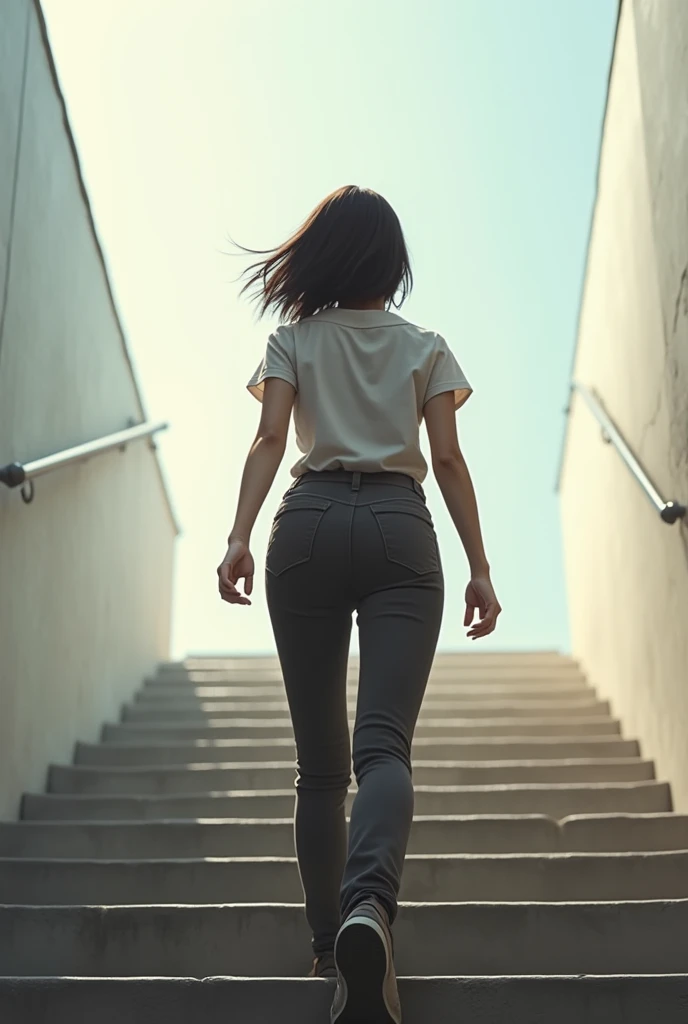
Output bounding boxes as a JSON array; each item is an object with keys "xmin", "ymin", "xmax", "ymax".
[{"xmin": 464, "ymin": 576, "xmax": 502, "ymax": 639}]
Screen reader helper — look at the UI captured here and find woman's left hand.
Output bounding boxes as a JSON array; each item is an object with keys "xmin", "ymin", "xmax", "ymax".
[{"xmin": 217, "ymin": 538, "xmax": 255, "ymax": 606}]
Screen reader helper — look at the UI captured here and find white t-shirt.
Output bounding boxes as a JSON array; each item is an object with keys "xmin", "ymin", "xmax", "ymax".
[{"xmin": 247, "ymin": 307, "xmax": 472, "ymax": 484}]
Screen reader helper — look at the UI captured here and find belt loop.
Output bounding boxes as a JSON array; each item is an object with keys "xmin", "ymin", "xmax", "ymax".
[
  {"xmin": 352, "ymin": 471, "xmax": 361, "ymax": 492},
  {"xmin": 413, "ymin": 478, "xmax": 423, "ymax": 497}
]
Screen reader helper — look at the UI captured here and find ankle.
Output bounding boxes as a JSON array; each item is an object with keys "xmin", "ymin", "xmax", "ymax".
[{"xmin": 348, "ymin": 895, "xmax": 392, "ymax": 926}]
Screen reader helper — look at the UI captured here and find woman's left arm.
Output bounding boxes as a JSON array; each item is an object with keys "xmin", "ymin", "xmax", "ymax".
[{"xmin": 217, "ymin": 377, "xmax": 296, "ymax": 605}]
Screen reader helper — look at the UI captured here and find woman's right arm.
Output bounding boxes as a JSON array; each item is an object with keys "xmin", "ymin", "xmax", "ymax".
[{"xmin": 424, "ymin": 391, "xmax": 502, "ymax": 639}]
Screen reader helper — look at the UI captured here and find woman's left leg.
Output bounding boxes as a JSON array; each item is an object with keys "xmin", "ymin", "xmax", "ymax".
[{"xmin": 267, "ymin": 565, "xmax": 355, "ymax": 957}]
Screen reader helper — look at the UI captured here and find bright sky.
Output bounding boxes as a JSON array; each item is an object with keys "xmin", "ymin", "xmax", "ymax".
[{"xmin": 42, "ymin": 0, "xmax": 617, "ymax": 658}]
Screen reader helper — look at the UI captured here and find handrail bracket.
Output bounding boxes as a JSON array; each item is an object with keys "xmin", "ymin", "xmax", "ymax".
[{"xmin": 570, "ymin": 382, "xmax": 685, "ymax": 526}]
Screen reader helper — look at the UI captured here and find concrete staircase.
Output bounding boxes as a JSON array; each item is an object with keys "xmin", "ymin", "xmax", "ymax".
[{"xmin": 2, "ymin": 651, "xmax": 688, "ymax": 1022}]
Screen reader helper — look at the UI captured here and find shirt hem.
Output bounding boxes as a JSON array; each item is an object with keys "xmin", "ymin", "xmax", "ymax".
[
  {"xmin": 247, "ymin": 369, "xmax": 298, "ymax": 401},
  {"xmin": 423, "ymin": 381, "xmax": 473, "ymax": 410}
]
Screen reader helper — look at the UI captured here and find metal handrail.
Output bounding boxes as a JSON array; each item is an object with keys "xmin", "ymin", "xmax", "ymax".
[
  {"xmin": 0, "ymin": 421, "xmax": 168, "ymax": 503},
  {"xmin": 570, "ymin": 381, "xmax": 685, "ymax": 525}
]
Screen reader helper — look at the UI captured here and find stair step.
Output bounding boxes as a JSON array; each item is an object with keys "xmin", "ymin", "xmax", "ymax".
[
  {"xmin": 121, "ymin": 699, "xmax": 610, "ymax": 721},
  {"xmin": 4, "ymin": 850, "xmax": 688, "ymax": 904},
  {"xmin": 2, "ymin": 816, "xmax": 563, "ymax": 856},
  {"xmin": 156, "ymin": 660, "xmax": 583, "ymax": 679},
  {"xmin": 131, "ymin": 688, "xmax": 605, "ymax": 705},
  {"xmin": 155, "ymin": 665, "xmax": 584, "ymax": 684},
  {"xmin": 563, "ymin": 812, "xmax": 688, "ymax": 850},
  {"xmin": 3, "ymin": 900, "xmax": 687, "ymax": 975},
  {"xmin": 154, "ymin": 667, "xmax": 585, "ymax": 681},
  {"xmin": 43, "ymin": 778, "xmax": 672, "ymax": 816},
  {"xmin": 82, "ymin": 735, "xmax": 640, "ymax": 766},
  {"xmin": 2, "ymin": 975, "xmax": 686, "ymax": 1024},
  {"xmin": 138, "ymin": 683, "xmax": 597, "ymax": 701},
  {"xmin": 9, "ymin": 814, "xmax": 688, "ymax": 857},
  {"xmin": 115, "ymin": 715, "xmax": 621, "ymax": 737},
  {"xmin": 78, "ymin": 756, "xmax": 655, "ymax": 787},
  {"xmin": 165, "ymin": 651, "xmax": 576, "ymax": 670},
  {"xmin": 74, "ymin": 736, "xmax": 638, "ymax": 766},
  {"xmin": 144, "ymin": 678, "xmax": 590, "ymax": 696}
]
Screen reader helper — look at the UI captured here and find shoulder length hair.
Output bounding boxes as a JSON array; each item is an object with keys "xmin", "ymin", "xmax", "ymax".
[{"xmin": 237, "ymin": 185, "xmax": 412, "ymax": 322}]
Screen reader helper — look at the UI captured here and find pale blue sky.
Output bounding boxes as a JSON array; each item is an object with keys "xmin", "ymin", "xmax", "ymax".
[{"xmin": 42, "ymin": 0, "xmax": 617, "ymax": 658}]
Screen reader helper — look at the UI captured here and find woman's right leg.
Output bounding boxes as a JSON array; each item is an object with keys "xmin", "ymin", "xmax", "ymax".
[
  {"xmin": 341, "ymin": 572, "xmax": 444, "ymax": 924},
  {"xmin": 332, "ymin": 489, "xmax": 444, "ymax": 1023}
]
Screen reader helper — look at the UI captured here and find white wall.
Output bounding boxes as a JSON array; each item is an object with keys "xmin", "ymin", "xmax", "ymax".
[
  {"xmin": 0, "ymin": 0, "xmax": 29, "ymax": 295},
  {"xmin": 560, "ymin": 0, "xmax": 688, "ymax": 810},
  {"xmin": 0, "ymin": 0, "xmax": 178, "ymax": 819},
  {"xmin": 632, "ymin": 0, "xmax": 688, "ymax": 477}
]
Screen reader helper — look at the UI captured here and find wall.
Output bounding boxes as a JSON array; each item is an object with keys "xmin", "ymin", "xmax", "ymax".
[
  {"xmin": 632, "ymin": 0, "xmax": 688, "ymax": 481},
  {"xmin": 0, "ymin": 0, "xmax": 178, "ymax": 819},
  {"xmin": 560, "ymin": 0, "xmax": 688, "ymax": 810}
]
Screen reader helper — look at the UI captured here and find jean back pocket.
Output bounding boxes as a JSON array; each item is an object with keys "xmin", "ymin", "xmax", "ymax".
[
  {"xmin": 266, "ymin": 495, "xmax": 332, "ymax": 576},
  {"xmin": 370, "ymin": 498, "xmax": 439, "ymax": 575}
]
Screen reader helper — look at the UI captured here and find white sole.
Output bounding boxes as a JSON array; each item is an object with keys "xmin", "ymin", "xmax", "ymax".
[{"xmin": 331, "ymin": 909, "xmax": 399, "ymax": 1023}]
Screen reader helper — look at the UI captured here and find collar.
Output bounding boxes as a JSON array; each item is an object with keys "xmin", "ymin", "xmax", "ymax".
[{"xmin": 305, "ymin": 308, "xmax": 409, "ymax": 328}]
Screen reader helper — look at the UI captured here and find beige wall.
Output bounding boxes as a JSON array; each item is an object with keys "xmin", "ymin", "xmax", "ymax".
[
  {"xmin": 632, "ymin": 0, "xmax": 688, "ymax": 478},
  {"xmin": 560, "ymin": 0, "xmax": 688, "ymax": 810},
  {"xmin": 0, "ymin": 0, "xmax": 178, "ymax": 819}
]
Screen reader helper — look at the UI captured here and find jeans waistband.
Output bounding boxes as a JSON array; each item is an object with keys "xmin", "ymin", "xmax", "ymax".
[{"xmin": 294, "ymin": 469, "xmax": 425, "ymax": 496}]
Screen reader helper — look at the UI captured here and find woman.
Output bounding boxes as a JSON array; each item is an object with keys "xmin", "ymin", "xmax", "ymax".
[{"xmin": 217, "ymin": 185, "xmax": 501, "ymax": 1024}]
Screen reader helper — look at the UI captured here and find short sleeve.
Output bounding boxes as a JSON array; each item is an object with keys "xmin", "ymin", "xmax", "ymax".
[
  {"xmin": 423, "ymin": 334, "xmax": 472, "ymax": 410},
  {"xmin": 247, "ymin": 325, "xmax": 297, "ymax": 402}
]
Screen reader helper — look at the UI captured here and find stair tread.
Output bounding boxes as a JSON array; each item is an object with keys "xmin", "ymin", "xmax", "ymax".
[
  {"xmin": 3, "ymin": 900, "xmax": 688, "ymax": 976},
  {"xmin": 7, "ymin": 848, "xmax": 688, "ymax": 860},
  {"xmin": 55, "ymin": 757, "xmax": 652, "ymax": 772},
  {"xmin": 3, "ymin": 975, "xmax": 685, "ymax": 1024},
  {"xmin": 6, "ymin": 845, "xmax": 688, "ymax": 908}
]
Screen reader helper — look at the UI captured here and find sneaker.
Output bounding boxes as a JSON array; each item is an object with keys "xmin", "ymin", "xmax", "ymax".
[
  {"xmin": 330, "ymin": 897, "xmax": 401, "ymax": 1023},
  {"xmin": 309, "ymin": 952, "xmax": 337, "ymax": 979}
]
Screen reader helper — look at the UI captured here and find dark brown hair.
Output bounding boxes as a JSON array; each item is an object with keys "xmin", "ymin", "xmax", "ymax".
[{"xmin": 237, "ymin": 186, "xmax": 412, "ymax": 322}]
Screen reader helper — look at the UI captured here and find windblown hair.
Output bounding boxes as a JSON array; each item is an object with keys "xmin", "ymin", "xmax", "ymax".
[{"xmin": 237, "ymin": 185, "xmax": 412, "ymax": 322}]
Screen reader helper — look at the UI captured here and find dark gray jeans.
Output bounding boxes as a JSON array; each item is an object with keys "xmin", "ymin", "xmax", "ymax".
[{"xmin": 265, "ymin": 469, "xmax": 445, "ymax": 956}]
